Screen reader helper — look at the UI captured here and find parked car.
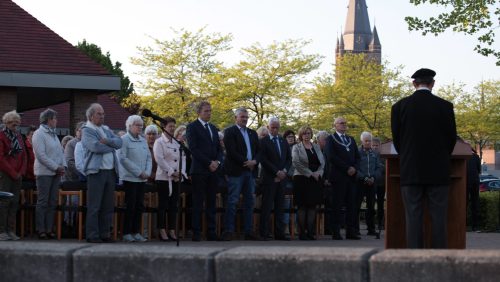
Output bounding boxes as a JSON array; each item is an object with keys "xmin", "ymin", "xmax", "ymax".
[
  {"xmin": 480, "ymin": 179, "xmax": 500, "ymax": 192},
  {"xmin": 485, "ymin": 180, "xmax": 500, "ymax": 191},
  {"xmin": 480, "ymin": 174, "xmax": 499, "ymax": 182}
]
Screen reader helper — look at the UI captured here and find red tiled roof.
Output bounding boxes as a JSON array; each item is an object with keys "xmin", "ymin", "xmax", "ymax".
[
  {"xmin": 0, "ymin": 0, "xmax": 110, "ymax": 75},
  {"xmin": 20, "ymin": 94, "xmax": 131, "ymax": 131}
]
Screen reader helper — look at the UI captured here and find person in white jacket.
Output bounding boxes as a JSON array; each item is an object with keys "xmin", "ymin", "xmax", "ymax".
[
  {"xmin": 153, "ymin": 116, "xmax": 186, "ymax": 241},
  {"xmin": 32, "ymin": 109, "xmax": 66, "ymax": 239},
  {"xmin": 118, "ymin": 115, "xmax": 152, "ymax": 242}
]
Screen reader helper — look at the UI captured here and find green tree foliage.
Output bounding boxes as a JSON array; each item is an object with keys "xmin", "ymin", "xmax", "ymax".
[
  {"xmin": 76, "ymin": 40, "xmax": 134, "ymax": 103},
  {"xmin": 131, "ymin": 27, "xmax": 232, "ymax": 124},
  {"xmin": 302, "ymin": 54, "xmax": 410, "ymax": 139},
  {"xmin": 405, "ymin": 0, "xmax": 500, "ymax": 65},
  {"xmin": 439, "ymin": 80, "xmax": 500, "ymax": 159},
  {"xmin": 212, "ymin": 40, "xmax": 322, "ymax": 128}
]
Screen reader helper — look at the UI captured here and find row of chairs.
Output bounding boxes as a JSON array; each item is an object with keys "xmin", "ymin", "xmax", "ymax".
[{"xmin": 18, "ymin": 181, "xmax": 334, "ymax": 241}]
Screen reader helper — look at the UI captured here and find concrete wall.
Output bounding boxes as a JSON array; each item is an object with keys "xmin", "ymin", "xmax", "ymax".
[{"xmin": 2, "ymin": 242, "xmax": 500, "ymax": 282}]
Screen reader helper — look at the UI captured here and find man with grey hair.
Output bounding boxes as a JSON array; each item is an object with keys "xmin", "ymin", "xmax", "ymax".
[
  {"xmin": 221, "ymin": 107, "xmax": 260, "ymax": 241},
  {"xmin": 325, "ymin": 117, "xmax": 360, "ymax": 240},
  {"xmin": 257, "ymin": 116, "xmax": 291, "ymax": 240},
  {"xmin": 355, "ymin": 131, "xmax": 381, "ymax": 236},
  {"xmin": 81, "ymin": 103, "xmax": 122, "ymax": 243}
]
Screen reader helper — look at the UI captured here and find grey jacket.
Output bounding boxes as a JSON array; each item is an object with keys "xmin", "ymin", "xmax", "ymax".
[
  {"xmin": 118, "ymin": 133, "xmax": 152, "ymax": 182},
  {"xmin": 81, "ymin": 124, "xmax": 122, "ymax": 176},
  {"xmin": 292, "ymin": 142, "xmax": 325, "ymax": 177},
  {"xmin": 357, "ymin": 147, "xmax": 382, "ymax": 182},
  {"xmin": 32, "ymin": 125, "xmax": 66, "ymax": 176}
]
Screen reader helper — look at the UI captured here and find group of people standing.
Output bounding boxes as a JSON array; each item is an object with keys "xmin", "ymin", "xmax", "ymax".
[{"xmin": 0, "ymin": 67, "xmax": 461, "ymax": 249}]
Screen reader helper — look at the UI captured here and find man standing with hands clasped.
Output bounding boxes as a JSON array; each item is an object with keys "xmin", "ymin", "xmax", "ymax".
[
  {"xmin": 221, "ymin": 107, "xmax": 259, "ymax": 241},
  {"xmin": 391, "ymin": 68, "xmax": 457, "ymax": 249},
  {"xmin": 186, "ymin": 101, "xmax": 223, "ymax": 241},
  {"xmin": 325, "ymin": 117, "xmax": 361, "ymax": 240}
]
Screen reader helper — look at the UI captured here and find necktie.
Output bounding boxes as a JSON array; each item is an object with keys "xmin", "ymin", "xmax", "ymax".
[
  {"xmin": 341, "ymin": 134, "xmax": 348, "ymax": 145},
  {"xmin": 273, "ymin": 136, "xmax": 281, "ymax": 157},
  {"xmin": 204, "ymin": 123, "xmax": 212, "ymax": 141}
]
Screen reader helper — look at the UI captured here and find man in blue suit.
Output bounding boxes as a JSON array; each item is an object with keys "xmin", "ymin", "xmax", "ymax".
[{"xmin": 186, "ymin": 101, "xmax": 223, "ymax": 241}]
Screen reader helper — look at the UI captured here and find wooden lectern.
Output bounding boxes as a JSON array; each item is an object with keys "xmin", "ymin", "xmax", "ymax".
[{"xmin": 380, "ymin": 140, "xmax": 471, "ymax": 249}]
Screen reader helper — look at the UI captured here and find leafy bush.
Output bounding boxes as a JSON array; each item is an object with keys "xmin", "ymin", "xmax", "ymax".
[{"xmin": 477, "ymin": 191, "xmax": 500, "ymax": 231}]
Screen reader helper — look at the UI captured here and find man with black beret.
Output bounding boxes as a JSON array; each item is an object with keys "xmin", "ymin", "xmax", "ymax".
[{"xmin": 391, "ymin": 68, "xmax": 457, "ymax": 248}]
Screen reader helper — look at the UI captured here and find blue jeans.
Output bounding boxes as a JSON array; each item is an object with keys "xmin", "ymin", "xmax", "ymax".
[{"xmin": 224, "ymin": 171, "xmax": 255, "ymax": 234}]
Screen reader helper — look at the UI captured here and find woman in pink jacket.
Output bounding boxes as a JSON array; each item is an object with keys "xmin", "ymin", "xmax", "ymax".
[{"xmin": 153, "ymin": 117, "xmax": 187, "ymax": 241}]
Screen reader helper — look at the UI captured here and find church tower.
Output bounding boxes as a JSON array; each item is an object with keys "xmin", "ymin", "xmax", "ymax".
[{"xmin": 335, "ymin": 0, "xmax": 381, "ymax": 65}]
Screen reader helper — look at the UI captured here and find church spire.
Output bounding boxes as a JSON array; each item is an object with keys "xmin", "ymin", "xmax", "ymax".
[
  {"xmin": 369, "ymin": 25, "xmax": 381, "ymax": 49},
  {"xmin": 343, "ymin": 0, "xmax": 372, "ymax": 52}
]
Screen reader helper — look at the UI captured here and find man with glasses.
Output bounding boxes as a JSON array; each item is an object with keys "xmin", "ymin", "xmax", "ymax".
[{"xmin": 325, "ymin": 117, "xmax": 361, "ymax": 240}]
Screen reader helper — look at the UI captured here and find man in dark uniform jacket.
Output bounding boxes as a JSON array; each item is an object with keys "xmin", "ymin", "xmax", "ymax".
[
  {"xmin": 258, "ymin": 117, "xmax": 291, "ymax": 240},
  {"xmin": 391, "ymin": 68, "xmax": 457, "ymax": 248},
  {"xmin": 325, "ymin": 117, "xmax": 361, "ymax": 240},
  {"xmin": 186, "ymin": 101, "xmax": 223, "ymax": 241},
  {"xmin": 221, "ymin": 107, "xmax": 259, "ymax": 241}
]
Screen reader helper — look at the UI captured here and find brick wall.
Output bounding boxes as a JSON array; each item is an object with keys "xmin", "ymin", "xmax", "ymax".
[
  {"xmin": 69, "ymin": 91, "xmax": 97, "ymax": 135},
  {"xmin": 0, "ymin": 87, "xmax": 17, "ymax": 119}
]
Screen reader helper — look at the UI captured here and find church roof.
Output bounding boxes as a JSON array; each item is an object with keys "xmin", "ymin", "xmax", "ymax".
[{"xmin": 0, "ymin": 0, "xmax": 110, "ymax": 75}]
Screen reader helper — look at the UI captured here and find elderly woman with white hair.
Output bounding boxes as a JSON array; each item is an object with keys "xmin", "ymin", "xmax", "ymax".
[
  {"xmin": 144, "ymin": 125, "xmax": 159, "ymax": 183},
  {"xmin": 32, "ymin": 108, "xmax": 66, "ymax": 239},
  {"xmin": 119, "ymin": 115, "xmax": 152, "ymax": 242},
  {"xmin": 0, "ymin": 110, "xmax": 27, "ymax": 241}
]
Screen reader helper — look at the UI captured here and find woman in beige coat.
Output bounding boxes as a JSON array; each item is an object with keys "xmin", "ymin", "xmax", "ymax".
[{"xmin": 292, "ymin": 126, "xmax": 325, "ymax": 240}]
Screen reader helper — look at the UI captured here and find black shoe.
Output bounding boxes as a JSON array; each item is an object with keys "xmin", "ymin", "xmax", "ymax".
[
  {"xmin": 192, "ymin": 234, "xmax": 201, "ymax": 242},
  {"xmin": 346, "ymin": 233, "xmax": 361, "ymax": 240},
  {"xmin": 307, "ymin": 234, "xmax": 316, "ymax": 240},
  {"xmin": 332, "ymin": 233, "xmax": 343, "ymax": 240},
  {"xmin": 38, "ymin": 232, "xmax": 49, "ymax": 240},
  {"xmin": 101, "ymin": 237, "xmax": 116, "ymax": 243},
  {"xmin": 258, "ymin": 235, "xmax": 271, "ymax": 241},
  {"xmin": 207, "ymin": 233, "xmax": 219, "ymax": 241},
  {"xmin": 275, "ymin": 234, "xmax": 291, "ymax": 241},
  {"xmin": 86, "ymin": 238, "xmax": 103, "ymax": 243},
  {"xmin": 244, "ymin": 233, "xmax": 259, "ymax": 241},
  {"xmin": 220, "ymin": 232, "xmax": 233, "ymax": 241},
  {"xmin": 47, "ymin": 232, "xmax": 57, "ymax": 239}
]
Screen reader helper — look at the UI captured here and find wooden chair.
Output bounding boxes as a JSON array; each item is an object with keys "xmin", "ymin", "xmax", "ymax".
[{"xmin": 56, "ymin": 181, "xmax": 86, "ymax": 241}]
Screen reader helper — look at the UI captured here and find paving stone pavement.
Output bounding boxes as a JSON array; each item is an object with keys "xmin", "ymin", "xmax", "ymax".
[{"xmin": 20, "ymin": 231, "xmax": 500, "ymax": 249}]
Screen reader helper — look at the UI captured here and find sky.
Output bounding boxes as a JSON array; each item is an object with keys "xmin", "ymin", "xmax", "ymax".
[{"xmin": 12, "ymin": 0, "xmax": 500, "ymax": 91}]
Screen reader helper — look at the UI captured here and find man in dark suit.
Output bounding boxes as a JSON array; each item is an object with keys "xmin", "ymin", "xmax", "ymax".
[
  {"xmin": 325, "ymin": 117, "xmax": 361, "ymax": 240},
  {"xmin": 186, "ymin": 101, "xmax": 223, "ymax": 241},
  {"xmin": 221, "ymin": 107, "xmax": 259, "ymax": 241},
  {"xmin": 258, "ymin": 117, "xmax": 291, "ymax": 240},
  {"xmin": 391, "ymin": 68, "xmax": 457, "ymax": 248}
]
